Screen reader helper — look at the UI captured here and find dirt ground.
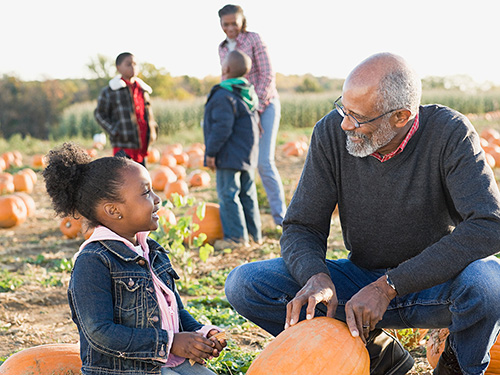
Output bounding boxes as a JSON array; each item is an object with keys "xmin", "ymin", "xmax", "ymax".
[{"xmin": 0, "ymin": 146, "xmax": 433, "ymax": 373}]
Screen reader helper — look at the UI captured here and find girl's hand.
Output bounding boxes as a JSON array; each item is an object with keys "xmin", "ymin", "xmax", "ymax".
[
  {"xmin": 207, "ymin": 329, "xmax": 227, "ymax": 356},
  {"xmin": 171, "ymin": 332, "xmax": 215, "ymax": 364}
]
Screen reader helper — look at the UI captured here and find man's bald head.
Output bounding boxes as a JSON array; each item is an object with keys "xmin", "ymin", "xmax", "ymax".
[{"xmin": 344, "ymin": 52, "xmax": 422, "ymax": 116}]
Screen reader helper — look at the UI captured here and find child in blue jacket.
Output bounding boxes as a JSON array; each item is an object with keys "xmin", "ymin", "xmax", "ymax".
[{"xmin": 203, "ymin": 50, "xmax": 262, "ymax": 250}]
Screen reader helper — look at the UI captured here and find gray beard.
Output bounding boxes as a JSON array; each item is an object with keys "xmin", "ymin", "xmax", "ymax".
[{"xmin": 345, "ymin": 119, "xmax": 398, "ymax": 158}]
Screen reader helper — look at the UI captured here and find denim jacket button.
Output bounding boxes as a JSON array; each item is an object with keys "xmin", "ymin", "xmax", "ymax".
[
  {"xmin": 128, "ymin": 279, "xmax": 134, "ymax": 287},
  {"xmin": 147, "ymin": 287, "xmax": 155, "ymax": 293},
  {"xmin": 158, "ymin": 350, "xmax": 166, "ymax": 356},
  {"xmin": 152, "ymin": 316, "xmax": 159, "ymax": 322},
  {"xmin": 138, "ymin": 260, "xmax": 146, "ymax": 266}
]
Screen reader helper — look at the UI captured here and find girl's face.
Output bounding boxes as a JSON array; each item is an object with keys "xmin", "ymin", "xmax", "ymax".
[
  {"xmin": 220, "ymin": 13, "xmax": 243, "ymax": 40},
  {"xmin": 114, "ymin": 163, "xmax": 161, "ymax": 243}
]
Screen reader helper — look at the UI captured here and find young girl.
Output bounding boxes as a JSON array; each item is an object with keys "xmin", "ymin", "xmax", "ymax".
[{"xmin": 43, "ymin": 142, "xmax": 226, "ymax": 375}]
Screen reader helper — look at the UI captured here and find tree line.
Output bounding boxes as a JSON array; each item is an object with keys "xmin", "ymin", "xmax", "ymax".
[{"xmin": 0, "ymin": 54, "xmax": 495, "ymax": 140}]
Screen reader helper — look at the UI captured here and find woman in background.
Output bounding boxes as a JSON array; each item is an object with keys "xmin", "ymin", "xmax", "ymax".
[{"xmin": 218, "ymin": 4, "xmax": 286, "ymax": 227}]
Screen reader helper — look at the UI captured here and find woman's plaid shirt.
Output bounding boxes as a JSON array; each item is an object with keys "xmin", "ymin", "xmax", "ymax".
[{"xmin": 219, "ymin": 31, "xmax": 278, "ymax": 111}]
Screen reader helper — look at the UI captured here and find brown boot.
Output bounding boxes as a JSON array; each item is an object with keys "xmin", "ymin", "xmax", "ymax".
[
  {"xmin": 433, "ymin": 336, "xmax": 463, "ymax": 375},
  {"xmin": 367, "ymin": 329, "xmax": 414, "ymax": 375}
]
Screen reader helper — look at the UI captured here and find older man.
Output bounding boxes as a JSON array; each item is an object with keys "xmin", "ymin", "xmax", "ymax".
[{"xmin": 225, "ymin": 53, "xmax": 500, "ymax": 375}]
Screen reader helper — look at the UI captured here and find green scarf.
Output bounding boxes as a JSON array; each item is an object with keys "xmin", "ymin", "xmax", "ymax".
[{"xmin": 219, "ymin": 78, "xmax": 259, "ymax": 111}]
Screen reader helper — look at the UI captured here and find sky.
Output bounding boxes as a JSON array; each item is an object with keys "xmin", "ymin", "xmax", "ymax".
[{"xmin": 3, "ymin": 0, "xmax": 500, "ymax": 85}]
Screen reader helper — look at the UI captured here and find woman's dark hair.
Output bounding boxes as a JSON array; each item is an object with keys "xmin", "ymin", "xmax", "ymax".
[
  {"xmin": 43, "ymin": 142, "xmax": 132, "ymax": 228},
  {"xmin": 218, "ymin": 4, "xmax": 247, "ymax": 33},
  {"xmin": 115, "ymin": 52, "xmax": 133, "ymax": 67}
]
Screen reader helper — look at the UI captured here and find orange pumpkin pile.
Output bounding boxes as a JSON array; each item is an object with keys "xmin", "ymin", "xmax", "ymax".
[
  {"xmin": 0, "ymin": 343, "xmax": 81, "ymax": 375},
  {"xmin": 247, "ymin": 317, "xmax": 369, "ymax": 375}
]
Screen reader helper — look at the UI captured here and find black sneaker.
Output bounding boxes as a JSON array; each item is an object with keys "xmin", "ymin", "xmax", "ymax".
[
  {"xmin": 367, "ymin": 329, "xmax": 415, "ymax": 375},
  {"xmin": 433, "ymin": 336, "xmax": 463, "ymax": 375}
]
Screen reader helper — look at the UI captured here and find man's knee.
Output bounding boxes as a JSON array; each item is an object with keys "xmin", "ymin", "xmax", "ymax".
[{"xmin": 455, "ymin": 256, "xmax": 500, "ymax": 311}]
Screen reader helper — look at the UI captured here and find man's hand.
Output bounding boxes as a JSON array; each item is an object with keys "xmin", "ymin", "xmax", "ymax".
[
  {"xmin": 285, "ymin": 273, "xmax": 337, "ymax": 329},
  {"xmin": 345, "ymin": 275, "xmax": 397, "ymax": 343},
  {"xmin": 205, "ymin": 156, "xmax": 216, "ymax": 172}
]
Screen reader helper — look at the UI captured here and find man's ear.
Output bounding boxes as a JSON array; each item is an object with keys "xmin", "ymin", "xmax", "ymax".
[
  {"xmin": 102, "ymin": 203, "xmax": 122, "ymax": 220},
  {"xmin": 394, "ymin": 109, "xmax": 412, "ymax": 128}
]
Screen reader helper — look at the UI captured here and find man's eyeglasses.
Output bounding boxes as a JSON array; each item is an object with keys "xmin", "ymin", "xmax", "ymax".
[{"xmin": 334, "ymin": 96, "xmax": 400, "ymax": 128}]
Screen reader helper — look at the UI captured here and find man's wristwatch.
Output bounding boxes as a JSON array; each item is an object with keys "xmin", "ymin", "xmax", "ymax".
[{"xmin": 385, "ymin": 273, "xmax": 397, "ymax": 294}]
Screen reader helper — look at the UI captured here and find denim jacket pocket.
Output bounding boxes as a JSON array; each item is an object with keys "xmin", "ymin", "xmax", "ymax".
[{"xmin": 114, "ymin": 276, "xmax": 146, "ymax": 324}]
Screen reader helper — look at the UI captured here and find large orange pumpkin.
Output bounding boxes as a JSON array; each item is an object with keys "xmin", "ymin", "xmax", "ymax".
[
  {"xmin": 186, "ymin": 202, "xmax": 223, "ymax": 245},
  {"xmin": 60, "ymin": 216, "xmax": 82, "ymax": 239},
  {"xmin": 0, "ymin": 343, "xmax": 81, "ymax": 375},
  {"xmin": 247, "ymin": 317, "xmax": 369, "ymax": 375},
  {"xmin": 0, "ymin": 195, "xmax": 28, "ymax": 228}
]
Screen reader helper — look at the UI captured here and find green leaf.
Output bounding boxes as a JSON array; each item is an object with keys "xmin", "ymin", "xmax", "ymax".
[{"xmin": 199, "ymin": 243, "xmax": 214, "ymax": 262}]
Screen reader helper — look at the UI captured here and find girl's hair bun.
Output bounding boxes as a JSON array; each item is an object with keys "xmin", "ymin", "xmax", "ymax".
[{"xmin": 43, "ymin": 142, "xmax": 91, "ymax": 218}]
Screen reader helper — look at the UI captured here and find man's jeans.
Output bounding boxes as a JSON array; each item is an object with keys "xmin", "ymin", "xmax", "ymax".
[
  {"xmin": 161, "ymin": 360, "xmax": 216, "ymax": 374},
  {"xmin": 216, "ymin": 168, "xmax": 261, "ymax": 243},
  {"xmin": 258, "ymin": 98, "xmax": 286, "ymax": 226},
  {"xmin": 225, "ymin": 256, "xmax": 500, "ymax": 375}
]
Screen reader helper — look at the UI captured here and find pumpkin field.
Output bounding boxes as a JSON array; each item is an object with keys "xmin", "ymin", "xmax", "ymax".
[{"xmin": 1, "ymin": 110, "xmax": 500, "ymax": 374}]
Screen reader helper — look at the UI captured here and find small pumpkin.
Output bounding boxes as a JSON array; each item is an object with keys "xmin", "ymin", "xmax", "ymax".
[
  {"xmin": 32, "ymin": 154, "xmax": 47, "ymax": 168},
  {"xmin": 173, "ymin": 152, "xmax": 189, "ymax": 166},
  {"xmin": 60, "ymin": 216, "xmax": 82, "ymax": 239},
  {"xmin": 13, "ymin": 172, "xmax": 34, "ymax": 193},
  {"xmin": 247, "ymin": 317, "xmax": 369, "ymax": 375},
  {"xmin": 164, "ymin": 180, "xmax": 189, "ymax": 200},
  {"xmin": 0, "ymin": 343, "xmax": 81, "ymax": 375},
  {"xmin": 170, "ymin": 164, "xmax": 187, "ymax": 180},
  {"xmin": 147, "ymin": 147, "xmax": 161, "ymax": 164},
  {"xmin": 160, "ymin": 153, "xmax": 177, "ymax": 168},
  {"xmin": 185, "ymin": 202, "xmax": 224, "ymax": 245},
  {"xmin": 20, "ymin": 168, "xmax": 37, "ymax": 185},
  {"xmin": 151, "ymin": 166, "xmax": 177, "ymax": 191},
  {"xmin": 188, "ymin": 170, "xmax": 211, "ymax": 187},
  {"xmin": 0, "ymin": 174, "xmax": 15, "ymax": 195},
  {"xmin": 14, "ymin": 192, "xmax": 36, "ymax": 217},
  {"xmin": 0, "ymin": 195, "xmax": 28, "ymax": 228}
]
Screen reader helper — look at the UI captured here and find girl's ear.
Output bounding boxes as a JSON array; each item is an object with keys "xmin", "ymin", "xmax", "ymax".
[{"xmin": 102, "ymin": 202, "xmax": 122, "ymax": 220}]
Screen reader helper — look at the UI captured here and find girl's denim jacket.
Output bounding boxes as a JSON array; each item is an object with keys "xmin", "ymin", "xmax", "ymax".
[{"xmin": 68, "ymin": 238, "xmax": 203, "ymax": 375}]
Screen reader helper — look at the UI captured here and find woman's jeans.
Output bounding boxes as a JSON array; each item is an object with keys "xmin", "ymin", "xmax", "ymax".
[
  {"xmin": 225, "ymin": 256, "xmax": 500, "ymax": 375},
  {"xmin": 258, "ymin": 98, "xmax": 286, "ymax": 226},
  {"xmin": 161, "ymin": 360, "xmax": 216, "ymax": 375},
  {"xmin": 216, "ymin": 168, "xmax": 262, "ymax": 243}
]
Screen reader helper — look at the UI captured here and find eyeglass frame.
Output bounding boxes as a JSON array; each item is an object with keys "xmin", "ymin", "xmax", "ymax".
[{"xmin": 334, "ymin": 96, "xmax": 401, "ymax": 128}]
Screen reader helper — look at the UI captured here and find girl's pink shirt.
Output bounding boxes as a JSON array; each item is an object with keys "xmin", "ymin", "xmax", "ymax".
[{"xmin": 77, "ymin": 226, "xmax": 219, "ymax": 367}]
